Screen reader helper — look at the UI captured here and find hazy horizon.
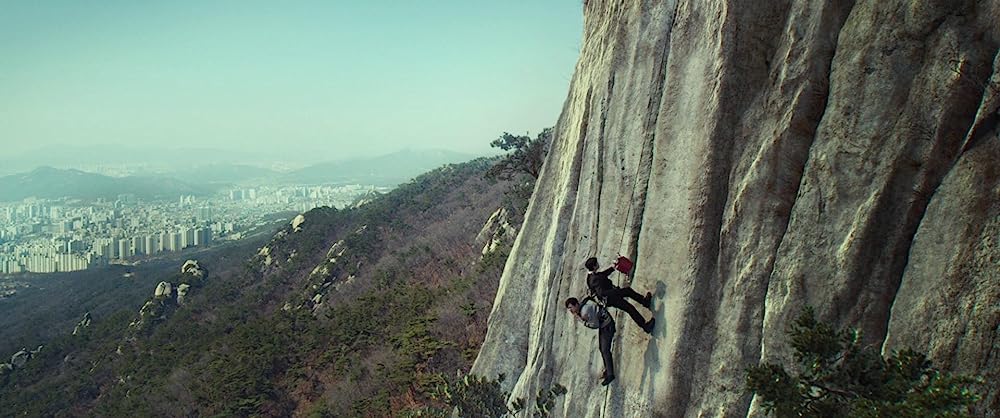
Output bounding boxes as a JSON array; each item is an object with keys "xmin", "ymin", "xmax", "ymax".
[{"xmin": 1, "ymin": 2, "xmax": 582, "ymax": 163}]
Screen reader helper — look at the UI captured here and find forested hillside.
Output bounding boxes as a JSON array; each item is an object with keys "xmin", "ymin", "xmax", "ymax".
[{"xmin": 0, "ymin": 157, "xmax": 526, "ymax": 417}]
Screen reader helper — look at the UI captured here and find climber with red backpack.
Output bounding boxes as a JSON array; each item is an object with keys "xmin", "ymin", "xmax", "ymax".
[
  {"xmin": 565, "ymin": 296, "xmax": 617, "ymax": 386},
  {"xmin": 584, "ymin": 256, "xmax": 654, "ymax": 334}
]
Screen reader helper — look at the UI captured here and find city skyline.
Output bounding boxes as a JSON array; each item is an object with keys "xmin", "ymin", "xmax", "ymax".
[
  {"xmin": 0, "ymin": 182, "xmax": 383, "ymax": 275},
  {"xmin": 0, "ymin": 2, "xmax": 583, "ymax": 161}
]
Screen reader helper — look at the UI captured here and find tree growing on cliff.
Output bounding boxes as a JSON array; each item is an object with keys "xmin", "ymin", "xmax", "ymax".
[
  {"xmin": 414, "ymin": 372, "xmax": 566, "ymax": 418},
  {"xmin": 485, "ymin": 128, "xmax": 552, "ymax": 223},
  {"xmin": 485, "ymin": 128, "xmax": 551, "ymax": 181},
  {"xmin": 746, "ymin": 308, "xmax": 981, "ymax": 418}
]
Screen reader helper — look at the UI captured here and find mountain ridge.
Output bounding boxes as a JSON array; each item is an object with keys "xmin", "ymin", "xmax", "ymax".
[
  {"xmin": 0, "ymin": 166, "xmax": 211, "ymax": 202},
  {"xmin": 279, "ymin": 148, "xmax": 479, "ymax": 186}
]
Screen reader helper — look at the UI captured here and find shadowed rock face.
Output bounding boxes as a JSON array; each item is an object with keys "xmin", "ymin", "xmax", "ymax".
[{"xmin": 472, "ymin": 1, "xmax": 1000, "ymax": 417}]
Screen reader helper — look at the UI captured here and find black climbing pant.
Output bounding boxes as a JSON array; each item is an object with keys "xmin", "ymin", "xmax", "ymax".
[
  {"xmin": 602, "ymin": 286, "xmax": 647, "ymax": 329},
  {"xmin": 599, "ymin": 317, "xmax": 616, "ymax": 377}
]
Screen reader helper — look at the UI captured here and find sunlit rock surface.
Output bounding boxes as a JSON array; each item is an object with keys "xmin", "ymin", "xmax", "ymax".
[
  {"xmin": 72, "ymin": 312, "xmax": 92, "ymax": 336},
  {"xmin": 153, "ymin": 282, "xmax": 173, "ymax": 299},
  {"xmin": 476, "ymin": 207, "xmax": 517, "ymax": 256},
  {"xmin": 473, "ymin": 1, "xmax": 1000, "ymax": 416},
  {"xmin": 9, "ymin": 350, "xmax": 29, "ymax": 369},
  {"xmin": 180, "ymin": 259, "xmax": 205, "ymax": 278},
  {"xmin": 291, "ymin": 214, "xmax": 306, "ymax": 232},
  {"xmin": 176, "ymin": 283, "xmax": 192, "ymax": 305}
]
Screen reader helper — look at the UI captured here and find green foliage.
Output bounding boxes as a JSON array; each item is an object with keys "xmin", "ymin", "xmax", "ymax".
[
  {"xmin": 532, "ymin": 382, "xmax": 568, "ymax": 418},
  {"xmin": 190, "ymin": 312, "xmax": 310, "ymax": 416},
  {"xmin": 440, "ymin": 373, "xmax": 520, "ymax": 417},
  {"xmin": 486, "ymin": 129, "xmax": 551, "ymax": 181},
  {"xmin": 484, "ymin": 128, "xmax": 550, "ymax": 223},
  {"xmin": 0, "ymin": 309, "xmax": 134, "ymax": 416},
  {"xmin": 478, "ymin": 237, "xmax": 512, "ymax": 275},
  {"xmin": 746, "ymin": 308, "xmax": 982, "ymax": 418},
  {"xmin": 418, "ymin": 373, "xmax": 566, "ymax": 418}
]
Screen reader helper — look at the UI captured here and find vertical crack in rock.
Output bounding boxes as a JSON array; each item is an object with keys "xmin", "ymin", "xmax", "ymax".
[
  {"xmin": 594, "ymin": 73, "xmax": 616, "ymax": 246},
  {"xmin": 871, "ymin": 50, "xmax": 997, "ymax": 346},
  {"xmin": 837, "ymin": 16, "xmax": 998, "ymax": 347},
  {"xmin": 882, "ymin": 136, "xmax": 1000, "ymax": 414},
  {"xmin": 713, "ymin": 1, "xmax": 860, "ymax": 415},
  {"xmin": 581, "ymin": 86, "xmax": 601, "ymax": 251},
  {"xmin": 958, "ymin": 48, "xmax": 1000, "ymax": 154},
  {"xmin": 764, "ymin": 10, "xmax": 1000, "ymax": 415},
  {"xmin": 627, "ymin": 18, "xmax": 672, "ymax": 264},
  {"xmin": 659, "ymin": 0, "xmax": 749, "ymax": 413}
]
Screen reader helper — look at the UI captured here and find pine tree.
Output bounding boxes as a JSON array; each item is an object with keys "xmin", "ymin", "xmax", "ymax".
[{"xmin": 746, "ymin": 308, "xmax": 981, "ymax": 418}]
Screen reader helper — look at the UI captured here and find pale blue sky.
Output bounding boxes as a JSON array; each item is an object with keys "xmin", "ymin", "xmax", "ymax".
[{"xmin": 0, "ymin": 1, "xmax": 582, "ymax": 162}]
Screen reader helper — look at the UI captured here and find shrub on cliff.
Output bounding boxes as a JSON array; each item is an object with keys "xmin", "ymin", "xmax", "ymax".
[
  {"xmin": 485, "ymin": 128, "xmax": 551, "ymax": 182},
  {"xmin": 746, "ymin": 307, "xmax": 981, "ymax": 418},
  {"xmin": 485, "ymin": 128, "xmax": 552, "ymax": 223},
  {"xmin": 411, "ymin": 372, "xmax": 566, "ymax": 418}
]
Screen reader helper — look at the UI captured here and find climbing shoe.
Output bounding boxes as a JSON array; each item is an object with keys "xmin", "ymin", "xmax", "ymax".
[
  {"xmin": 643, "ymin": 318, "xmax": 655, "ymax": 334},
  {"xmin": 641, "ymin": 292, "xmax": 652, "ymax": 309},
  {"xmin": 600, "ymin": 374, "xmax": 616, "ymax": 386}
]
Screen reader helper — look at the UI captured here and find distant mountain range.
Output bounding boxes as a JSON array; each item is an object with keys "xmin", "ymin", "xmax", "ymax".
[
  {"xmin": 0, "ymin": 145, "xmax": 485, "ymax": 180},
  {"xmin": 0, "ymin": 167, "xmax": 210, "ymax": 202},
  {"xmin": 159, "ymin": 149, "xmax": 476, "ymax": 186},
  {"xmin": 278, "ymin": 149, "xmax": 477, "ymax": 186},
  {"xmin": 0, "ymin": 149, "xmax": 481, "ymax": 202},
  {"xmin": 161, "ymin": 164, "xmax": 279, "ymax": 185},
  {"xmin": 0, "ymin": 145, "xmax": 278, "ymax": 176}
]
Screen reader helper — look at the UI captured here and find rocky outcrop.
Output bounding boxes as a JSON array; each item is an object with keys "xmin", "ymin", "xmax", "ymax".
[
  {"xmin": 176, "ymin": 283, "xmax": 192, "ymax": 305},
  {"xmin": 476, "ymin": 207, "xmax": 517, "ymax": 256},
  {"xmin": 473, "ymin": 1, "xmax": 1000, "ymax": 417},
  {"xmin": 130, "ymin": 259, "xmax": 208, "ymax": 331},
  {"xmin": 0, "ymin": 280, "xmax": 28, "ymax": 300},
  {"xmin": 8, "ymin": 346, "xmax": 41, "ymax": 369},
  {"xmin": 291, "ymin": 214, "xmax": 306, "ymax": 232},
  {"xmin": 10, "ymin": 350, "xmax": 29, "ymax": 369},
  {"xmin": 257, "ymin": 245, "xmax": 273, "ymax": 267},
  {"xmin": 153, "ymin": 281, "xmax": 172, "ymax": 299},
  {"xmin": 180, "ymin": 259, "xmax": 205, "ymax": 278},
  {"xmin": 130, "ymin": 299, "xmax": 165, "ymax": 331},
  {"xmin": 351, "ymin": 190, "xmax": 381, "ymax": 208},
  {"xmin": 72, "ymin": 312, "xmax": 92, "ymax": 336},
  {"xmin": 298, "ymin": 234, "xmax": 360, "ymax": 312}
]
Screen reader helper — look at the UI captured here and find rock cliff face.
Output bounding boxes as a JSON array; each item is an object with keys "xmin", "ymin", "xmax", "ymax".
[{"xmin": 473, "ymin": 1, "xmax": 1000, "ymax": 417}]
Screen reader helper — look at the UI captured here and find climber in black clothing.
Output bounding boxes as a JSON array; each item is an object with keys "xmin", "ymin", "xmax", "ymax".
[{"xmin": 585, "ymin": 257, "xmax": 655, "ymax": 333}]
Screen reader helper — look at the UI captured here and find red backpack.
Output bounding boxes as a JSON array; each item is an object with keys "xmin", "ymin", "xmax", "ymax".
[{"xmin": 615, "ymin": 256, "xmax": 633, "ymax": 274}]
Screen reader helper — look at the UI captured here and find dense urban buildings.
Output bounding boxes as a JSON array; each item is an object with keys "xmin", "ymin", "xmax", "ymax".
[{"xmin": 0, "ymin": 184, "xmax": 384, "ymax": 274}]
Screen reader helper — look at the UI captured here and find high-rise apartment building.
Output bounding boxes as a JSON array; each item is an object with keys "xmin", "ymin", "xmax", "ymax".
[
  {"xmin": 158, "ymin": 232, "xmax": 169, "ymax": 253},
  {"xmin": 132, "ymin": 236, "xmax": 143, "ymax": 256},
  {"xmin": 169, "ymin": 232, "xmax": 182, "ymax": 252},
  {"xmin": 118, "ymin": 239, "xmax": 130, "ymax": 259},
  {"xmin": 144, "ymin": 235, "xmax": 157, "ymax": 256}
]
